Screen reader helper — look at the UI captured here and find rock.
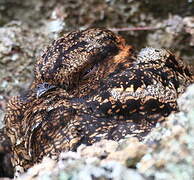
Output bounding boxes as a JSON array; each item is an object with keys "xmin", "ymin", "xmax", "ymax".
[
  {"xmin": 183, "ymin": 17, "xmax": 194, "ymax": 46},
  {"xmin": 138, "ymin": 83, "xmax": 194, "ymax": 180},
  {"xmin": 18, "ymin": 152, "xmax": 145, "ymax": 180},
  {"xmin": 15, "ymin": 137, "xmax": 147, "ymax": 179},
  {"xmin": 147, "ymin": 15, "xmax": 185, "ymax": 49},
  {"xmin": 106, "ymin": 138, "xmax": 147, "ymax": 167},
  {"xmin": 177, "ymin": 83, "xmax": 194, "ymax": 112},
  {"xmin": 77, "ymin": 140, "xmax": 119, "ymax": 159},
  {"xmin": 0, "ymin": 21, "xmax": 50, "ymax": 127},
  {"xmin": 78, "ymin": 138, "xmax": 147, "ymax": 167}
]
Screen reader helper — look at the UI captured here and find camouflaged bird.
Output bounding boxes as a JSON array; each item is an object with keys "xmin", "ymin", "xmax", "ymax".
[
  {"xmin": 3, "ymin": 28, "xmax": 194, "ymax": 176},
  {"xmin": 33, "ymin": 28, "xmax": 133, "ymax": 97},
  {"xmin": 0, "ymin": 128, "xmax": 13, "ymax": 178}
]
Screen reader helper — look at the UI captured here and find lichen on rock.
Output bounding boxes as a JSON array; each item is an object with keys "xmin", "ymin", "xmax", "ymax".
[{"xmin": 138, "ymin": 84, "xmax": 194, "ymax": 180}]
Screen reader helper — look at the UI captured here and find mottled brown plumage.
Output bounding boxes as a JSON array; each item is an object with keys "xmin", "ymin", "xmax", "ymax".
[
  {"xmin": 3, "ymin": 28, "xmax": 194, "ymax": 176},
  {"xmin": 0, "ymin": 128, "xmax": 13, "ymax": 178},
  {"xmin": 88, "ymin": 48, "xmax": 194, "ymax": 117},
  {"xmin": 33, "ymin": 28, "xmax": 132, "ymax": 96}
]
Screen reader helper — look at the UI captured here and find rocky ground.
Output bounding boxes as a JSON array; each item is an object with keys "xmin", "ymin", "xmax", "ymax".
[{"xmin": 0, "ymin": 0, "xmax": 194, "ymax": 179}]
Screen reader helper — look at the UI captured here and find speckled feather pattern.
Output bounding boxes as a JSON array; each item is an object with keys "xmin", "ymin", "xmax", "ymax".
[
  {"xmin": 34, "ymin": 28, "xmax": 125, "ymax": 90},
  {"xmin": 3, "ymin": 28, "xmax": 194, "ymax": 176}
]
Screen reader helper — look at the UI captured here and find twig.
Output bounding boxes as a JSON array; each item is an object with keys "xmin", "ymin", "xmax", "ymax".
[{"xmin": 109, "ymin": 27, "xmax": 159, "ymax": 32}]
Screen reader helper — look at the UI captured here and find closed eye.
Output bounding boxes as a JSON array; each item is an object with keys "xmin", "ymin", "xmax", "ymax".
[{"xmin": 82, "ymin": 64, "xmax": 98, "ymax": 79}]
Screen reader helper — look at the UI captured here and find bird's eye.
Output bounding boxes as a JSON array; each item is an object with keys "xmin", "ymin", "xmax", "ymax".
[
  {"xmin": 36, "ymin": 82, "xmax": 56, "ymax": 98},
  {"xmin": 82, "ymin": 64, "xmax": 98, "ymax": 79}
]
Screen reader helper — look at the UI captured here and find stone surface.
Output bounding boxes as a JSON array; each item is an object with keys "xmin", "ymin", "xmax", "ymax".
[
  {"xmin": 18, "ymin": 148, "xmax": 145, "ymax": 180},
  {"xmin": 0, "ymin": 22, "xmax": 50, "ymax": 127},
  {"xmin": 138, "ymin": 84, "xmax": 194, "ymax": 180}
]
